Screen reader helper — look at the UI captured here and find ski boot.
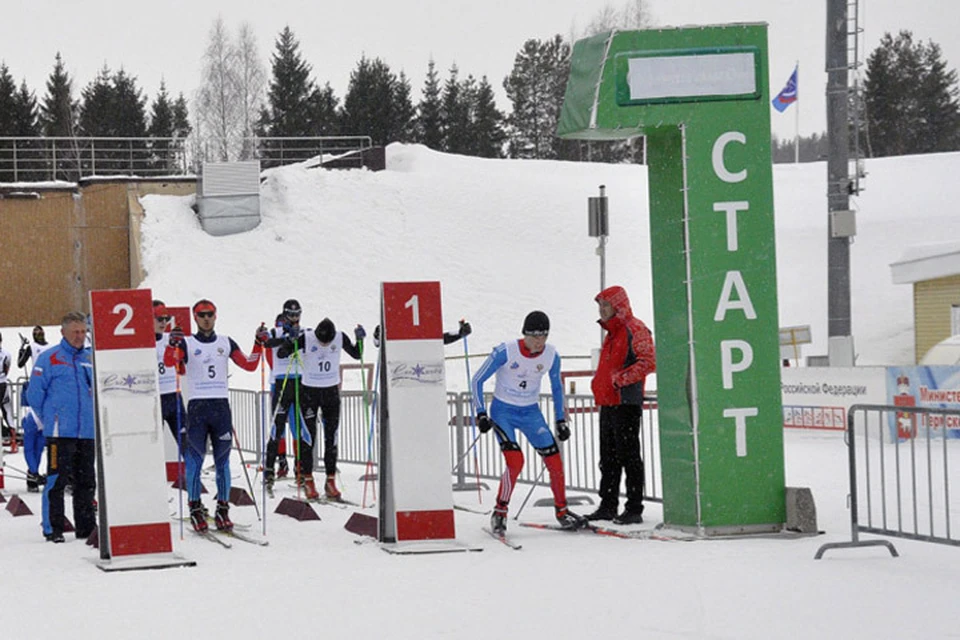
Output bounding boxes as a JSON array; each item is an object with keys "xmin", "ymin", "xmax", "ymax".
[
  {"xmin": 214, "ymin": 500, "xmax": 233, "ymax": 532},
  {"xmin": 490, "ymin": 506, "xmax": 508, "ymax": 535},
  {"xmin": 324, "ymin": 474, "xmax": 341, "ymax": 500},
  {"xmin": 189, "ymin": 500, "xmax": 208, "ymax": 532},
  {"xmin": 277, "ymin": 456, "xmax": 289, "ymax": 478},
  {"xmin": 26, "ymin": 472, "xmax": 41, "ymax": 493},
  {"xmin": 302, "ymin": 475, "xmax": 320, "ymax": 500},
  {"xmin": 555, "ymin": 506, "xmax": 587, "ymax": 530}
]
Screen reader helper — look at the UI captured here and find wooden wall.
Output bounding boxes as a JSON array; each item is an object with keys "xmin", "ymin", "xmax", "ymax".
[
  {"xmin": 0, "ymin": 179, "xmax": 195, "ymax": 326},
  {"xmin": 914, "ymin": 274, "xmax": 960, "ymax": 363}
]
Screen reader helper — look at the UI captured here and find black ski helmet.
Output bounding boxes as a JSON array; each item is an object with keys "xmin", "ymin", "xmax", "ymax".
[
  {"xmin": 283, "ymin": 299, "xmax": 302, "ymax": 319},
  {"xmin": 522, "ymin": 311, "xmax": 550, "ymax": 335},
  {"xmin": 315, "ymin": 318, "xmax": 336, "ymax": 343}
]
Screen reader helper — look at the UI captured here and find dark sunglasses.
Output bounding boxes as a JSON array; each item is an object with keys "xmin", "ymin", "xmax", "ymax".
[
  {"xmin": 196, "ymin": 311, "xmax": 215, "ymax": 318},
  {"xmin": 284, "ymin": 312, "xmax": 301, "ymax": 319},
  {"xmin": 523, "ymin": 330, "xmax": 549, "ymax": 337},
  {"xmin": 156, "ymin": 316, "xmax": 171, "ymax": 322}
]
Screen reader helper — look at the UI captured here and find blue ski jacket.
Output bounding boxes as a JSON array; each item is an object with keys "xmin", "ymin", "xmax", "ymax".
[{"xmin": 26, "ymin": 338, "xmax": 95, "ymax": 439}]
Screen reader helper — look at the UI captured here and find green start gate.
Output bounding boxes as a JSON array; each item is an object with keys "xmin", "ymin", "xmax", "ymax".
[{"xmin": 559, "ymin": 24, "xmax": 785, "ymax": 534}]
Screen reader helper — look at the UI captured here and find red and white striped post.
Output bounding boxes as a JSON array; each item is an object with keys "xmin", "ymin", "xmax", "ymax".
[{"xmin": 90, "ymin": 289, "xmax": 194, "ymax": 570}]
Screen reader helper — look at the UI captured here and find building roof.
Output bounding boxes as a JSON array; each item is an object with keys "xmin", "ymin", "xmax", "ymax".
[{"xmin": 890, "ymin": 241, "xmax": 960, "ymax": 284}]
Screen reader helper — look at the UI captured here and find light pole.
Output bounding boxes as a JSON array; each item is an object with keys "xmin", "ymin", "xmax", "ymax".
[{"xmin": 588, "ymin": 185, "xmax": 609, "ymax": 346}]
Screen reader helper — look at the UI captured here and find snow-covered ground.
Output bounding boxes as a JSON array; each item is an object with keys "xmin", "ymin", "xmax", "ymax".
[{"xmin": 4, "ymin": 145, "xmax": 960, "ymax": 638}]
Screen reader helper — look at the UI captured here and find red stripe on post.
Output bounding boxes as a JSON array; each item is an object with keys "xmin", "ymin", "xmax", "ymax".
[
  {"xmin": 165, "ymin": 461, "xmax": 184, "ymax": 482},
  {"xmin": 109, "ymin": 523, "xmax": 173, "ymax": 556},
  {"xmin": 396, "ymin": 509, "xmax": 455, "ymax": 541}
]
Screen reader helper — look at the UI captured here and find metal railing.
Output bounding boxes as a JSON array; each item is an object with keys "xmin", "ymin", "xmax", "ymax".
[
  {"xmin": 0, "ymin": 137, "xmax": 189, "ymax": 182},
  {"xmin": 0, "ymin": 135, "xmax": 376, "ymax": 183},
  {"xmin": 223, "ymin": 387, "xmax": 662, "ymax": 504},
  {"xmin": 4, "ymin": 381, "xmax": 661, "ymax": 505},
  {"xmin": 816, "ymin": 403, "xmax": 960, "ymax": 559}
]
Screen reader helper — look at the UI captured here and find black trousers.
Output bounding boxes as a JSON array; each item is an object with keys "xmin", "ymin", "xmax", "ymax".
[
  {"xmin": 300, "ymin": 385, "xmax": 341, "ymax": 476},
  {"xmin": 43, "ymin": 437, "xmax": 96, "ymax": 538},
  {"xmin": 265, "ymin": 376, "xmax": 302, "ymax": 471},
  {"xmin": 597, "ymin": 404, "xmax": 645, "ymax": 514}
]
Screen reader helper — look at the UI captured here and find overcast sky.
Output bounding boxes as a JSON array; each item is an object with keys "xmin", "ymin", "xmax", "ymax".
[{"xmin": 1, "ymin": 0, "xmax": 957, "ymax": 141}]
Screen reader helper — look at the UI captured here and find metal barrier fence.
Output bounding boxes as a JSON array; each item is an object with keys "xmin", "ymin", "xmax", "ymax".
[
  {"xmin": 816, "ymin": 403, "xmax": 960, "ymax": 559},
  {"xmin": 222, "ymin": 387, "xmax": 662, "ymax": 504},
  {"xmin": 5, "ymin": 382, "xmax": 661, "ymax": 505}
]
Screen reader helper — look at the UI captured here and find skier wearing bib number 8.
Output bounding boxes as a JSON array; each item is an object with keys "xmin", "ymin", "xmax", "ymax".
[
  {"xmin": 471, "ymin": 310, "xmax": 584, "ymax": 535},
  {"xmin": 164, "ymin": 299, "xmax": 263, "ymax": 532}
]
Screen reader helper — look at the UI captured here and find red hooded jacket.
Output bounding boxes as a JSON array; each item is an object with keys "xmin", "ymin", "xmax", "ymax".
[{"xmin": 591, "ymin": 286, "xmax": 655, "ymax": 406}]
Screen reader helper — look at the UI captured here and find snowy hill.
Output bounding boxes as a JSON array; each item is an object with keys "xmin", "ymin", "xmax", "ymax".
[{"xmin": 141, "ymin": 144, "xmax": 960, "ymax": 381}]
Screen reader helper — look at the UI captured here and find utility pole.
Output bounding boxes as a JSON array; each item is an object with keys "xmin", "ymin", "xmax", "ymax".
[
  {"xmin": 826, "ymin": 0, "xmax": 855, "ymax": 365},
  {"xmin": 588, "ymin": 185, "xmax": 609, "ymax": 346}
]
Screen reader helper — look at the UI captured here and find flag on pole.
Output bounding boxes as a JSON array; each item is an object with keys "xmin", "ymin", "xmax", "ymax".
[{"xmin": 771, "ymin": 66, "xmax": 798, "ymax": 113}]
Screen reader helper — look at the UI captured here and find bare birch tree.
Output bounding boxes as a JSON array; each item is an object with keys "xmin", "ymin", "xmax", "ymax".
[
  {"xmin": 196, "ymin": 16, "xmax": 241, "ymax": 161},
  {"xmin": 234, "ymin": 22, "xmax": 266, "ymax": 159}
]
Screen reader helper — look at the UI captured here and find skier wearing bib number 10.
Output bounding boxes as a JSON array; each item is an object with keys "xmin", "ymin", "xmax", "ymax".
[
  {"xmin": 164, "ymin": 299, "xmax": 263, "ymax": 532},
  {"xmin": 471, "ymin": 310, "xmax": 585, "ymax": 535}
]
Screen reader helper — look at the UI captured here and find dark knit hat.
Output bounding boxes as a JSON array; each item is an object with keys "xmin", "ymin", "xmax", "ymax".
[
  {"xmin": 522, "ymin": 311, "xmax": 550, "ymax": 335},
  {"xmin": 315, "ymin": 318, "xmax": 336, "ymax": 343}
]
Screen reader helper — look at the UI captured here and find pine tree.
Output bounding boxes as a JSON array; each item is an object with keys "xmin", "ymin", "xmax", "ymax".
[
  {"xmin": 502, "ymin": 35, "xmax": 572, "ymax": 160},
  {"xmin": 263, "ymin": 26, "xmax": 315, "ymax": 137},
  {"xmin": 864, "ymin": 31, "xmax": 960, "ymax": 156},
  {"xmin": 78, "ymin": 65, "xmax": 115, "ymax": 136},
  {"xmin": 40, "ymin": 52, "xmax": 77, "ymax": 137},
  {"xmin": 308, "ymin": 82, "xmax": 340, "ymax": 135},
  {"xmin": 0, "ymin": 64, "xmax": 16, "ymax": 181},
  {"xmin": 392, "ymin": 71, "xmax": 417, "ymax": 143},
  {"xmin": 148, "ymin": 81, "xmax": 176, "ymax": 172},
  {"xmin": 471, "ymin": 76, "xmax": 506, "ymax": 158},
  {"xmin": 172, "ymin": 93, "xmax": 192, "ymax": 139},
  {"xmin": 416, "ymin": 59, "xmax": 443, "ymax": 149},
  {"xmin": 341, "ymin": 56, "xmax": 399, "ymax": 146},
  {"xmin": 0, "ymin": 63, "xmax": 18, "ymax": 135},
  {"xmin": 112, "ymin": 69, "xmax": 147, "ymax": 137},
  {"xmin": 441, "ymin": 64, "xmax": 470, "ymax": 154}
]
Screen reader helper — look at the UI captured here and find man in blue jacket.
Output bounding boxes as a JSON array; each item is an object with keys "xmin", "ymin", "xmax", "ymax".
[{"xmin": 26, "ymin": 311, "xmax": 95, "ymax": 543}]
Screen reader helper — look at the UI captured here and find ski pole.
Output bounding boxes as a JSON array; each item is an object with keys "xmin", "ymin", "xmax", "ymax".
[
  {"xmin": 175, "ymin": 366, "xmax": 184, "ymax": 541},
  {"xmin": 230, "ymin": 424, "xmax": 261, "ymax": 520},
  {"xmin": 459, "ymin": 321, "xmax": 483, "ymax": 503},
  {"xmin": 450, "ymin": 433, "xmax": 482, "ymax": 474},
  {"xmin": 360, "ymin": 334, "xmax": 379, "ymax": 507},
  {"xmin": 512, "ymin": 461, "xmax": 547, "ymax": 521},
  {"xmin": 259, "ymin": 332, "xmax": 268, "ymax": 536}
]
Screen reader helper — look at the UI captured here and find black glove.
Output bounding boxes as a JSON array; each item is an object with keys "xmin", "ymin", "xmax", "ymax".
[
  {"xmin": 169, "ymin": 326, "xmax": 185, "ymax": 348},
  {"xmin": 354, "ymin": 324, "xmax": 366, "ymax": 342},
  {"xmin": 459, "ymin": 320, "xmax": 472, "ymax": 337},
  {"xmin": 277, "ymin": 337, "xmax": 296, "ymax": 359},
  {"xmin": 255, "ymin": 324, "xmax": 270, "ymax": 345},
  {"xmin": 555, "ymin": 419, "xmax": 571, "ymax": 442},
  {"xmin": 373, "ymin": 325, "xmax": 381, "ymax": 347},
  {"xmin": 477, "ymin": 412, "xmax": 493, "ymax": 434}
]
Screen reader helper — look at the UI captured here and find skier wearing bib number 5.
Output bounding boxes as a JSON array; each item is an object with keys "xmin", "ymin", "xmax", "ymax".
[
  {"xmin": 471, "ymin": 311, "xmax": 584, "ymax": 535},
  {"xmin": 164, "ymin": 299, "xmax": 263, "ymax": 532}
]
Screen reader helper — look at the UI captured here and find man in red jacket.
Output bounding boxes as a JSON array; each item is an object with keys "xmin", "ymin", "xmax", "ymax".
[{"xmin": 588, "ymin": 286, "xmax": 656, "ymax": 524}]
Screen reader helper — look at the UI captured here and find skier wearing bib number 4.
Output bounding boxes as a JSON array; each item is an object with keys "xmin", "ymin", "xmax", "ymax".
[
  {"xmin": 471, "ymin": 311, "xmax": 584, "ymax": 535},
  {"xmin": 164, "ymin": 299, "xmax": 263, "ymax": 532}
]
